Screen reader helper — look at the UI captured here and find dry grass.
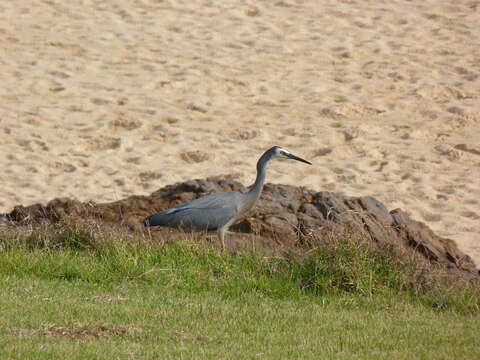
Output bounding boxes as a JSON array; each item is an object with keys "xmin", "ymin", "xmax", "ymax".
[
  {"xmin": 0, "ymin": 220, "xmax": 478, "ymax": 313},
  {"xmin": 11, "ymin": 323, "xmax": 141, "ymax": 340}
]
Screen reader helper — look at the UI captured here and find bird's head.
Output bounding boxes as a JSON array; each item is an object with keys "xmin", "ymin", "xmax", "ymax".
[{"xmin": 270, "ymin": 146, "xmax": 312, "ymax": 165}]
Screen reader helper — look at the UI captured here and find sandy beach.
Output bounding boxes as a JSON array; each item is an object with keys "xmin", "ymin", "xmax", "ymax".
[{"xmin": 0, "ymin": 1, "xmax": 479, "ymax": 263}]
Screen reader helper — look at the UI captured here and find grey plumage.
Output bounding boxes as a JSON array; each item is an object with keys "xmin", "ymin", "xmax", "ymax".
[{"xmin": 143, "ymin": 146, "xmax": 311, "ymax": 248}]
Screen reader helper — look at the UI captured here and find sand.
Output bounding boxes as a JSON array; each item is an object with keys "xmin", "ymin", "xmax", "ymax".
[{"xmin": 1, "ymin": 1, "xmax": 479, "ymax": 263}]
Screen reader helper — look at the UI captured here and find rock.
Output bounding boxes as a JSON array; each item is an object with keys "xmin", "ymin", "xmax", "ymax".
[
  {"xmin": 390, "ymin": 208, "xmax": 472, "ymax": 271},
  {"xmin": 3, "ymin": 176, "xmax": 478, "ymax": 279},
  {"xmin": 300, "ymin": 203, "xmax": 324, "ymax": 219}
]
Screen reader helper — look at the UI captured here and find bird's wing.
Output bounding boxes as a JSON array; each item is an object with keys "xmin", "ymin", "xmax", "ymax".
[
  {"xmin": 144, "ymin": 191, "xmax": 243, "ymax": 230},
  {"xmin": 159, "ymin": 191, "xmax": 237, "ymax": 213}
]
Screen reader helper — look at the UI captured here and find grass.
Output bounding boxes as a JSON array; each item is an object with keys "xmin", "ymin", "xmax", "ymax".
[{"xmin": 0, "ymin": 224, "xmax": 479, "ymax": 359}]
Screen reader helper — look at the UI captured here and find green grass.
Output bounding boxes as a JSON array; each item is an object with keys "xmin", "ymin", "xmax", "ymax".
[{"xmin": 0, "ymin": 225, "xmax": 479, "ymax": 359}]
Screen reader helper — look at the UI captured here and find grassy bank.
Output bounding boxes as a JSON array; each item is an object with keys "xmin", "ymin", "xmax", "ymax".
[{"xmin": 0, "ymin": 225, "xmax": 479, "ymax": 359}]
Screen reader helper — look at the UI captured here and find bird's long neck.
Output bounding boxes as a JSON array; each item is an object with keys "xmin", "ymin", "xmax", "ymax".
[{"xmin": 245, "ymin": 151, "xmax": 271, "ymax": 207}]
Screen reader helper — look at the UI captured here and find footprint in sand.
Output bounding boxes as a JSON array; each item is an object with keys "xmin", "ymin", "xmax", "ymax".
[
  {"xmin": 15, "ymin": 139, "xmax": 33, "ymax": 152},
  {"xmin": 87, "ymin": 136, "xmax": 121, "ymax": 151},
  {"xmin": 314, "ymin": 148, "xmax": 333, "ymax": 157},
  {"xmin": 416, "ymin": 84, "xmax": 470, "ymax": 103},
  {"xmin": 454, "ymin": 144, "xmax": 480, "ymax": 156},
  {"xmin": 137, "ymin": 171, "xmax": 162, "ymax": 190},
  {"xmin": 109, "ymin": 115, "xmax": 142, "ymax": 131},
  {"xmin": 338, "ymin": 104, "xmax": 385, "ymax": 117},
  {"xmin": 90, "ymin": 98, "xmax": 111, "ymax": 106},
  {"xmin": 180, "ymin": 151, "xmax": 210, "ymax": 164},
  {"xmin": 126, "ymin": 157, "xmax": 141, "ymax": 165},
  {"xmin": 230, "ymin": 129, "xmax": 258, "ymax": 140},
  {"xmin": 434, "ymin": 144, "xmax": 462, "ymax": 161},
  {"xmin": 342, "ymin": 128, "xmax": 360, "ymax": 142},
  {"xmin": 50, "ymin": 161, "xmax": 77, "ymax": 173},
  {"xmin": 461, "ymin": 211, "xmax": 480, "ymax": 220},
  {"xmin": 422, "ymin": 212, "xmax": 443, "ymax": 222},
  {"xmin": 49, "ymin": 70, "xmax": 70, "ymax": 79}
]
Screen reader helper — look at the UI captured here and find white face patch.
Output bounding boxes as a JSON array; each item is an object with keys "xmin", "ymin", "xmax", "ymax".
[{"xmin": 274, "ymin": 147, "xmax": 291, "ymax": 159}]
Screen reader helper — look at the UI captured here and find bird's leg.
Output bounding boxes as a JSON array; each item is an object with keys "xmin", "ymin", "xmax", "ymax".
[{"xmin": 218, "ymin": 227, "xmax": 226, "ymax": 250}]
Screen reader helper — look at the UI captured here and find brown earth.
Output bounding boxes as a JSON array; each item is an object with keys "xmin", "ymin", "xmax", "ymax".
[{"xmin": 3, "ymin": 177, "xmax": 478, "ymax": 280}]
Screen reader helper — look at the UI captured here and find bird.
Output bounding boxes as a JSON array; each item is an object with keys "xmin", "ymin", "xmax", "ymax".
[{"xmin": 143, "ymin": 146, "xmax": 312, "ymax": 248}]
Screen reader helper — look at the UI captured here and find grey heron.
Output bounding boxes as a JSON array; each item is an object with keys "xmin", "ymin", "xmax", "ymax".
[{"xmin": 143, "ymin": 146, "xmax": 312, "ymax": 248}]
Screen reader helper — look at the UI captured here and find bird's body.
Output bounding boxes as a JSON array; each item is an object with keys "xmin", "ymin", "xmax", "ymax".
[
  {"xmin": 145, "ymin": 191, "xmax": 245, "ymax": 232},
  {"xmin": 143, "ymin": 146, "xmax": 311, "ymax": 248}
]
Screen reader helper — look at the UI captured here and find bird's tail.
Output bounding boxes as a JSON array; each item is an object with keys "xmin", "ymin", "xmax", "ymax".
[
  {"xmin": 142, "ymin": 216, "xmax": 152, "ymax": 227},
  {"xmin": 142, "ymin": 213, "xmax": 169, "ymax": 227}
]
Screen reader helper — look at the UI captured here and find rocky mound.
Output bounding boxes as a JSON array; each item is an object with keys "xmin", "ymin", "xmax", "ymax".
[{"xmin": 3, "ymin": 177, "xmax": 478, "ymax": 280}]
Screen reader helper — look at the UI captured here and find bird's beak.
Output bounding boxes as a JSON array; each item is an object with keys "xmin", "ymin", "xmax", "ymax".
[{"xmin": 286, "ymin": 153, "xmax": 312, "ymax": 165}]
